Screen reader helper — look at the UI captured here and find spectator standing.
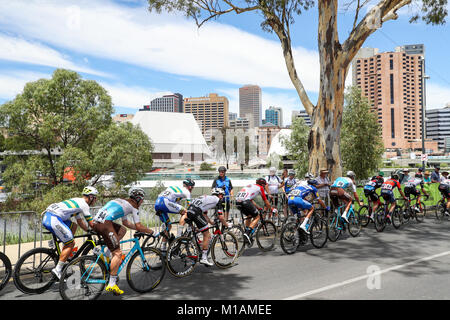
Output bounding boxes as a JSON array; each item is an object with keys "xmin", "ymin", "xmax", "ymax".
[
  {"xmin": 431, "ymin": 166, "xmax": 441, "ymax": 183},
  {"xmin": 400, "ymin": 168, "xmax": 411, "ymax": 184},
  {"xmin": 441, "ymin": 171, "xmax": 449, "ymax": 182},
  {"xmin": 424, "ymin": 171, "xmax": 432, "ymax": 184},
  {"xmin": 316, "ymin": 168, "xmax": 331, "ymax": 206},
  {"xmin": 212, "ymin": 166, "xmax": 234, "ymax": 222}
]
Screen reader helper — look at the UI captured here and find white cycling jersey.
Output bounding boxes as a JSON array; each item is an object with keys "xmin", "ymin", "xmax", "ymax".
[
  {"xmin": 158, "ymin": 186, "xmax": 191, "ymax": 203},
  {"xmin": 189, "ymin": 195, "xmax": 221, "ymax": 213},
  {"xmin": 93, "ymin": 198, "xmax": 140, "ymax": 224},
  {"xmin": 45, "ymin": 198, "xmax": 92, "ymax": 222},
  {"xmin": 405, "ymin": 178, "xmax": 424, "ymax": 188},
  {"xmin": 235, "ymin": 184, "xmax": 268, "ymax": 202}
]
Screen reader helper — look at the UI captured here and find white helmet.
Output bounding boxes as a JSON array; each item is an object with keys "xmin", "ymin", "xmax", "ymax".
[
  {"xmin": 211, "ymin": 188, "xmax": 225, "ymax": 197},
  {"xmin": 129, "ymin": 187, "xmax": 146, "ymax": 201},
  {"xmin": 82, "ymin": 186, "xmax": 98, "ymax": 197},
  {"xmin": 304, "ymin": 172, "xmax": 314, "ymax": 179},
  {"xmin": 346, "ymin": 171, "xmax": 356, "ymax": 179}
]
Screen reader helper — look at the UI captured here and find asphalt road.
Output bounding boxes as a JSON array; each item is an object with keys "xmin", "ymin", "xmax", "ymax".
[{"xmin": 2, "ymin": 215, "xmax": 450, "ymax": 301}]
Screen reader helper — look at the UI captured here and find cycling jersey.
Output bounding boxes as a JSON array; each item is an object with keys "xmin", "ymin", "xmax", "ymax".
[
  {"xmin": 381, "ymin": 179, "xmax": 402, "ymax": 191},
  {"xmin": 331, "ymin": 177, "xmax": 357, "ymax": 193},
  {"xmin": 158, "ymin": 186, "xmax": 191, "ymax": 203},
  {"xmin": 212, "ymin": 176, "xmax": 233, "ymax": 197},
  {"xmin": 266, "ymin": 175, "xmax": 282, "ymax": 194},
  {"xmin": 235, "ymin": 184, "xmax": 268, "ymax": 202},
  {"xmin": 155, "ymin": 186, "xmax": 192, "ymax": 222},
  {"xmin": 288, "ymin": 184, "xmax": 319, "ymax": 202},
  {"xmin": 188, "ymin": 195, "xmax": 223, "ymax": 214},
  {"xmin": 45, "ymin": 198, "xmax": 92, "ymax": 222},
  {"xmin": 93, "ymin": 199, "xmax": 139, "ymax": 224},
  {"xmin": 364, "ymin": 176, "xmax": 384, "ymax": 192},
  {"xmin": 284, "ymin": 177, "xmax": 299, "ymax": 194},
  {"xmin": 404, "ymin": 178, "xmax": 424, "ymax": 189}
]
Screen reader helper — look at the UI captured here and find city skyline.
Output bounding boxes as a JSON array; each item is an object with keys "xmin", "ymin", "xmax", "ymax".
[{"xmin": 0, "ymin": 0, "xmax": 450, "ymax": 127}]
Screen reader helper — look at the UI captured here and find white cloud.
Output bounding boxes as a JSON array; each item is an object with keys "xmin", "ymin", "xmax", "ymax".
[
  {"xmin": 0, "ymin": 0, "xmax": 320, "ymax": 91},
  {"xmin": 0, "ymin": 71, "xmax": 50, "ymax": 101},
  {"xmin": 426, "ymin": 82, "xmax": 450, "ymax": 109},
  {"xmin": 0, "ymin": 34, "xmax": 110, "ymax": 77}
]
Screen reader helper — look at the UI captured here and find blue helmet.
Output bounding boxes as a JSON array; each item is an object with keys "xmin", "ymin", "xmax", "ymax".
[{"xmin": 307, "ymin": 179, "xmax": 318, "ymax": 186}]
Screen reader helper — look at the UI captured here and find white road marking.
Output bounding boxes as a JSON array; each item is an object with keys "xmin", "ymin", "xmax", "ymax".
[{"xmin": 283, "ymin": 250, "xmax": 450, "ymax": 300}]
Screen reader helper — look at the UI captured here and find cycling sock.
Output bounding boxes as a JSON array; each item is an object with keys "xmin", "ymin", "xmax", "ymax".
[
  {"xmin": 301, "ymin": 218, "xmax": 309, "ymax": 228},
  {"xmin": 55, "ymin": 261, "xmax": 66, "ymax": 272},
  {"xmin": 161, "ymin": 242, "xmax": 167, "ymax": 251},
  {"xmin": 108, "ymin": 275, "xmax": 117, "ymax": 287},
  {"xmin": 202, "ymin": 250, "xmax": 208, "ymax": 259}
]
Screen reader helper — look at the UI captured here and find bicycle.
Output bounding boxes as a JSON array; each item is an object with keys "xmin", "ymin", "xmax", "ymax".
[
  {"xmin": 0, "ymin": 252, "xmax": 12, "ymax": 292},
  {"xmin": 373, "ymin": 198, "xmax": 404, "ymax": 232},
  {"xmin": 13, "ymin": 230, "xmax": 97, "ymax": 294},
  {"xmin": 59, "ymin": 231, "xmax": 165, "ymax": 300},
  {"xmin": 327, "ymin": 201, "xmax": 361, "ymax": 241},
  {"xmin": 402, "ymin": 194, "xmax": 428, "ymax": 223},
  {"xmin": 228, "ymin": 206, "xmax": 277, "ymax": 256},
  {"xmin": 434, "ymin": 193, "xmax": 449, "ymax": 222},
  {"xmin": 166, "ymin": 215, "xmax": 239, "ymax": 278},
  {"xmin": 142, "ymin": 219, "xmax": 179, "ymax": 250},
  {"xmin": 279, "ymin": 207, "xmax": 329, "ymax": 254},
  {"xmin": 358, "ymin": 194, "xmax": 384, "ymax": 227}
]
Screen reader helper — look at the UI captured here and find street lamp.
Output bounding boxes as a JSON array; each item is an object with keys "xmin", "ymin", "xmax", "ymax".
[{"xmin": 421, "ymin": 56, "xmax": 430, "ymax": 169}]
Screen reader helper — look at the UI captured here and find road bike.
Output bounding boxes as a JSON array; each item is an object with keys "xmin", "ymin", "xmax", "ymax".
[
  {"xmin": 228, "ymin": 206, "xmax": 277, "ymax": 256},
  {"xmin": 373, "ymin": 198, "xmax": 404, "ymax": 232},
  {"xmin": 328, "ymin": 201, "xmax": 361, "ymax": 241},
  {"xmin": 13, "ymin": 230, "xmax": 97, "ymax": 294},
  {"xmin": 142, "ymin": 219, "xmax": 179, "ymax": 250},
  {"xmin": 402, "ymin": 194, "xmax": 428, "ymax": 223},
  {"xmin": 0, "ymin": 251, "xmax": 12, "ymax": 292},
  {"xmin": 59, "ymin": 232, "xmax": 165, "ymax": 300},
  {"xmin": 433, "ymin": 193, "xmax": 449, "ymax": 222},
  {"xmin": 279, "ymin": 207, "xmax": 328, "ymax": 254},
  {"xmin": 166, "ymin": 215, "xmax": 239, "ymax": 278},
  {"xmin": 358, "ymin": 193, "xmax": 384, "ymax": 227}
]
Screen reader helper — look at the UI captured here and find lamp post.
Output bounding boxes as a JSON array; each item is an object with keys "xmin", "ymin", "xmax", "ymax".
[{"xmin": 421, "ymin": 57, "xmax": 430, "ymax": 169}]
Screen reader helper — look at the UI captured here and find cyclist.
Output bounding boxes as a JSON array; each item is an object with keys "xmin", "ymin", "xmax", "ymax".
[
  {"xmin": 329, "ymin": 171, "xmax": 364, "ymax": 223},
  {"xmin": 154, "ymin": 179, "xmax": 194, "ymax": 252},
  {"xmin": 185, "ymin": 188, "xmax": 227, "ymax": 266},
  {"xmin": 92, "ymin": 187, "xmax": 155, "ymax": 296},
  {"xmin": 438, "ymin": 174, "xmax": 450, "ymax": 214},
  {"xmin": 235, "ymin": 178, "xmax": 273, "ymax": 244},
  {"xmin": 380, "ymin": 173, "xmax": 407, "ymax": 222},
  {"xmin": 42, "ymin": 186, "xmax": 98, "ymax": 280},
  {"xmin": 211, "ymin": 166, "xmax": 233, "ymax": 222},
  {"xmin": 404, "ymin": 172, "xmax": 429, "ymax": 206},
  {"xmin": 287, "ymin": 179, "xmax": 329, "ymax": 234},
  {"xmin": 363, "ymin": 171, "xmax": 385, "ymax": 220},
  {"xmin": 282, "ymin": 170, "xmax": 299, "ymax": 217}
]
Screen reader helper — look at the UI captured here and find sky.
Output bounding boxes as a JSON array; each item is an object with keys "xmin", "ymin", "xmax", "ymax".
[{"xmin": 0, "ymin": 0, "xmax": 449, "ymax": 126}]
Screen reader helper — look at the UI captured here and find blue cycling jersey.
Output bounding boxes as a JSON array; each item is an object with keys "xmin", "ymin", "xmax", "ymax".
[{"xmin": 289, "ymin": 184, "xmax": 319, "ymax": 200}]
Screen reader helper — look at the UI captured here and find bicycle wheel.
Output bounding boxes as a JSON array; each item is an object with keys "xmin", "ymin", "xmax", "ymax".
[
  {"xmin": 228, "ymin": 225, "xmax": 246, "ymax": 257},
  {"xmin": 391, "ymin": 208, "xmax": 402, "ymax": 229},
  {"xmin": 347, "ymin": 210, "xmax": 362, "ymax": 237},
  {"xmin": 415, "ymin": 203, "xmax": 426, "ymax": 223},
  {"xmin": 327, "ymin": 211, "xmax": 342, "ymax": 242},
  {"xmin": 126, "ymin": 247, "xmax": 166, "ymax": 293},
  {"xmin": 309, "ymin": 215, "xmax": 328, "ymax": 249},
  {"xmin": 166, "ymin": 236, "xmax": 198, "ymax": 278},
  {"xmin": 59, "ymin": 255, "xmax": 107, "ymax": 300},
  {"xmin": 211, "ymin": 231, "xmax": 239, "ymax": 269},
  {"xmin": 279, "ymin": 222, "xmax": 300, "ymax": 254},
  {"xmin": 358, "ymin": 205, "xmax": 370, "ymax": 227},
  {"xmin": 435, "ymin": 200, "xmax": 447, "ymax": 222},
  {"xmin": 255, "ymin": 221, "xmax": 277, "ymax": 251},
  {"xmin": 0, "ymin": 252, "xmax": 12, "ymax": 292},
  {"xmin": 13, "ymin": 247, "xmax": 58, "ymax": 294},
  {"xmin": 374, "ymin": 208, "xmax": 386, "ymax": 232}
]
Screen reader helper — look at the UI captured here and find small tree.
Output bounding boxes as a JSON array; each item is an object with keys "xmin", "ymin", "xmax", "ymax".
[
  {"xmin": 280, "ymin": 116, "xmax": 309, "ymax": 177},
  {"xmin": 341, "ymin": 86, "xmax": 384, "ymax": 180}
]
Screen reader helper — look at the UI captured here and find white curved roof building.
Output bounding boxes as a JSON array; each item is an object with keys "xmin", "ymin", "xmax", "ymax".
[
  {"xmin": 267, "ymin": 129, "xmax": 292, "ymax": 157},
  {"xmin": 132, "ymin": 111, "xmax": 211, "ymax": 167}
]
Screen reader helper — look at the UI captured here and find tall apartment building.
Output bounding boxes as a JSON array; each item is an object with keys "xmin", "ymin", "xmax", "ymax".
[
  {"xmin": 352, "ymin": 45, "xmax": 437, "ymax": 153},
  {"xmin": 292, "ymin": 110, "xmax": 311, "ymax": 127},
  {"xmin": 239, "ymin": 85, "xmax": 262, "ymax": 128},
  {"xmin": 426, "ymin": 104, "xmax": 450, "ymax": 151},
  {"xmin": 140, "ymin": 93, "xmax": 183, "ymax": 112},
  {"xmin": 183, "ymin": 93, "xmax": 229, "ymax": 141},
  {"xmin": 265, "ymin": 106, "xmax": 283, "ymax": 127}
]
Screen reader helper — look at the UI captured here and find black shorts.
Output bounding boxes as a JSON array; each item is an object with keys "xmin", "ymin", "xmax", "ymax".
[
  {"xmin": 186, "ymin": 206, "xmax": 209, "ymax": 232},
  {"xmin": 404, "ymin": 186, "xmax": 420, "ymax": 198},
  {"xmin": 438, "ymin": 184, "xmax": 450, "ymax": 198},
  {"xmin": 236, "ymin": 200, "xmax": 259, "ymax": 218},
  {"xmin": 363, "ymin": 189, "xmax": 379, "ymax": 202}
]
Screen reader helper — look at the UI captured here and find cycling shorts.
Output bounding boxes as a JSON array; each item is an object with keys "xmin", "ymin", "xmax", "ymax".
[
  {"xmin": 329, "ymin": 187, "xmax": 352, "ymax": 207},
  {"xmin": 235, "ymin": 200, "xmax": 259, "ymax": 218},
  {"xmin": 380, "ymin": 189, "xmax": 396, "ymax": 203},
  {"xmin": 42, "ymin": 212, "xmax": 74, "ymax": 245},
  {"xmin": 92, "ymin": 220, "xmax": 123, "ymax": 252},
  {"xmin": 186, "ymin": 207, "xmax": 209, "ymax": 232},
  {"xmin": 404, "ymin": 186, "xmax": 420, "ymax": 198},
  {"xmin": 155, "ymin": 196, "xmax": 184, "ymax": 223},
  {"xmin": 438, "ymin": 184, "xmax": 450, "ymax": 198},
  {"xmin": 287, "ymin": 196, "xmax": 312, "ymax": 215},
  {"xmin": 363, "ymin": 189, "xmax": 380, "ymax": 203}
]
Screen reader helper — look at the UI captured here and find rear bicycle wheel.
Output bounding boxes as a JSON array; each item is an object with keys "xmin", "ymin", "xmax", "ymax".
[
  {"xmin": 279, "ymin": 222, "xmax": 300, "ymax": 254},
  {"xmin": 327, "ymin": 211, "xmax": 342, "ymax": 242},
  {"xmin": 347, "ymin": 210, "xmax": 362, "ymax": 237},
  {"xmin": 228, "ymin": 225, "xmax": 246, "ymax": 257},
  {"xmin": 374, "ymin": 208, "xmax": 386, "ymax": 232},
  {"xmin": 358, "ymin": 205, "xmax": 370, "ymax": 227},
  {"xmin": 310, "ymin": 215, "xmax": 328, "ymax": 249},
  {"xmin": 127, "ymin": 247, "xmax": 165, "ymax": 293},
  {"xmin": 391, "ymin": 208, "xmax": 402, "ymax": 229},
  {"xmin": 166, "ymin": 236, "xmax": 198, "ymax": 278},
  {"xmin": 59, "ymin": 255, "xmax": 107, "ymax": 301},
  {"xmin": 13, "ymin": 247, "xmax": 58, "ymax": 294},
  {"xmin": 211, "ymin": 231, "xmax": 239, "ymax": 269},
  {"xmin": 255, "ymin": 221, "xmax": 277, "ymax": 251},
  {"xmin": 435, "ymin": 200, "xmax": 446, "ymax": 222},
  {"xmin": 415, "ymin": 203, "xmax": 426, "ymax": 223},
  {"xmin": 0, "ymin": 252, "xmax": 12, "ymax": 292}
]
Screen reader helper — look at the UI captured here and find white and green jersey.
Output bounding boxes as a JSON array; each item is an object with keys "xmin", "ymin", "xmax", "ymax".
[
  {"xmin": 158, "ymin": 186, "xmax": 191, "ymax": 205},
  {"xmin": 45, "ymin": 198, "xmax": 92, "ymax": 222}
]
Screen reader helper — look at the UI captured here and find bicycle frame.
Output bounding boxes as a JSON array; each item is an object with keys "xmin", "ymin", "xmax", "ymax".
[
  {"xmin": 47, "ymin": 231, "xmax": 96, "ymax": 260},
  {"xmin": 331, "ymin": 204, "xmax": 355, "ymax": 230}
]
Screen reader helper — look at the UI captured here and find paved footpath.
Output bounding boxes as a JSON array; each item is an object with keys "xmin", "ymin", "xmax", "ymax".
[{"xmin": 1, "ymin": 215, "xmax": 450, "ymax": 301}]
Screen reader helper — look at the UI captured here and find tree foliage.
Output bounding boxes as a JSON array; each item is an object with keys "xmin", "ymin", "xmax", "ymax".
[
  {"xmin": 341, "ymin": 86, "xmax": 384, "ymax": 180},
  {"xmin": 280, "ymin": 116, "xmax": 309, "ymax": 176}
]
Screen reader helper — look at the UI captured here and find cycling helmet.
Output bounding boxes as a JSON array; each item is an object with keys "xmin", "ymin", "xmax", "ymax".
[
  {"xmin": 129, "ymin": 187, "xmax": 146, "ymax": 202},
  {"xmin": 378, "ymin": 171, "xmax": 385, "ymax": 177},
  {"xmin": 82, "ymin": 186, "xmax": 98, "ymax": 197},
  {"xmin": 256, "ymin": 177, "xmax": 267, "ymax": 186},
  {"xmin": 346, "ymin": 171, "xmax": 356, "ymax": 179},
  {"xmin": 288, "ymin": 169, "xmax": 296, "ymax": 176},
  {"xmin": 304, "ymin": 172, "xmax": 314, "ymax": 179},
  {"xmin": 415, "ymin": 172, "xmax": 423, "ymax": 178},
  {"xmin": 218, "ymin": 166, "xmax": 227, "ymax": 172},
  {"xmin": 307, "ymin": 179, "xmax": 318, "ymax": 186},
  {"xmin": 183, "ymin": 178, "xmax": 195, "ymax": 187},
  {"xmin": 391, "ymin": 173, "xmax": 399, "ymax": 180},
  {"xmin": 211, "ymin": 188, "xmax": 225, "ymax": 196}
]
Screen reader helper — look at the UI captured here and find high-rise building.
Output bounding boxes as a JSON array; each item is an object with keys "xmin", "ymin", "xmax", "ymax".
[
  {"xmin": 183, "ymin": 93, "xmax": 229, "ymax": 141},
  {"xmin": 292, "ymin": 110, "xmax": 311, "ymax": 127},
  {"xmin": 141, "ymin": 93, "xmax": 183, "ymax": 112},
  {"xmin": 239, "ymin": 85, "xmax": 262, "ymax": 127},
  {"xmin": 352, "ymin": 45, "xmax": 437, "ymax": 153},
  {"xmin": 265, "ymin": 106, "xmax": 283, "ymax": 127},
  {"xmin": 426, "ymin": 104, "xmax": 450, "ymax": 151},
  {"xmin": 228, "ymin": 112, "xmax": 237, "ymax": 121}
]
